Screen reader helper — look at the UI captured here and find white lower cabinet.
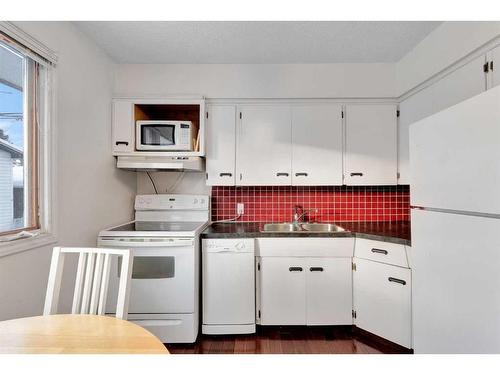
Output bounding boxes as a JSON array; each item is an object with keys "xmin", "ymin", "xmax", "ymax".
[
  {"xmin": 259, "ymin": 257, "xmax": 307, "ymax": 325},
  {"xmin": 306, "ymin": 258, "xmax": 353, "ymax": 325},
  {"xmin": 258, "ymin": 256, "xmax": 352, "ymax": 326},
  {"xmin": 353, "ymin": 257, "xmax": 412, "ymax": 348}
]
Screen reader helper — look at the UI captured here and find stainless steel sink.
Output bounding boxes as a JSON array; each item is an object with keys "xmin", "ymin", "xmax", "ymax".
[
  {"xmin": 300, "ymin": 223, "xmax": 346, "ymax": 232},
  {"xmin": 261, "ymin": 222, "xmax": 346, "ymax": 233},
  {"xmin": 261, "ymin": 223, "xmax": 299, "ymax": 232}
]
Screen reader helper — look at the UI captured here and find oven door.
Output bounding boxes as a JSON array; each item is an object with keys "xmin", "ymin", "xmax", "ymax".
[
  {"xmin": 136, "ymin": 122, "xmax": 180, "ymax": 151},
  {"xmin": 99, "ymin": 237, "xmax": 196, "ymax": 314}
]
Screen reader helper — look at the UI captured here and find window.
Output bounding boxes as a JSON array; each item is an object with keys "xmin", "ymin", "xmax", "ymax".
[{"xmin": 0, "ymin": 38, "xmax": 40, "ymax": 237}]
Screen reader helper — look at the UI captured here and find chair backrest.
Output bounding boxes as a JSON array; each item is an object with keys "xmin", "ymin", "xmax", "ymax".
[{"xmin": 43, "ymin": 247, "xmax": 134, "ymax": 320}]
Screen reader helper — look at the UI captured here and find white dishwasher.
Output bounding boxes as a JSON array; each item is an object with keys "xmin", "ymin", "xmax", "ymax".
[{"xmin": 202, "ymin": 238, "xmax": 255, "ymax": 334}]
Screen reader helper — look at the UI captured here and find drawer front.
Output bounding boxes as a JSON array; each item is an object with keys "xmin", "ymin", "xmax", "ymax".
[
  {"xmin": 355, "ymin": 238, "xmax": 409, "ymax": 268},
  {"xmin": 256, "ymin": 237, "xmax": 354, "ymax": 257}
]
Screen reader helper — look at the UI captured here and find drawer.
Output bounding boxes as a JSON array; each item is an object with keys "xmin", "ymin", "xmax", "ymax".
[{"xmin": 354, "ymin": 238, "xmax": 409, "ymax": 268}]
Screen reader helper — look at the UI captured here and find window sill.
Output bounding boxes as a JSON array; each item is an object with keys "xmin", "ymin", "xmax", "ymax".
[{"xmin": 0, "ymin": 232, "xmax": 57, "ymax": 258}]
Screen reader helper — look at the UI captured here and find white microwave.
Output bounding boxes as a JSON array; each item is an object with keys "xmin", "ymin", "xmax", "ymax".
[{"xmin": 136, "ymin": 120, "xmax": 193, "ymax": 151}]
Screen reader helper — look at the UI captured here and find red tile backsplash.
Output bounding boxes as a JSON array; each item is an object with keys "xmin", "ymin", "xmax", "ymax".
[{"xmin": 211, "ymin": 186, "xmax": 410, "ymax": 223}]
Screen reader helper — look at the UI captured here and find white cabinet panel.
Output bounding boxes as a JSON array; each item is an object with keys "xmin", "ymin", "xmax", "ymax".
[
  {"xmin": 354, "ymin": 238, "xmax": 409, "ymax": 268},
  {"xmin": 410, "ymin": 86, "xmax": 500, "ymax": 214},
  {"xmin": 206, "ymin": 105, "xmax": 236, "ymax": 186},
  {"xmin": 432, "ymin": 55, "xmax": 486, "ymax": 114},
  {"xmin": 291, "ymin": 104, "xmax": 343, "ymax": 185},
  {"xmin": 112, "ymin": 101, "xmax": 134, "ymax": 154},
  {"xmin": 412, "ymin": 209, "xmax": 500, "ymax": 353},
  {"xmin": 398, "ymin": 86, "xmax": 434, "ymax": 185},
  {"xmin": 259, "ymin": 257, "xmax": 306, "ymax": 325},
  {"xmin": 236, "ymin": 105, "xmax": 292, "ymax": 185},
  {"xmin": 344, "ymin": 104, "xmax": 398, "ymax": 185},
  {"xmin": 353, "ymin": 257, "xmax": 412, "ymax": 348},
  {"xmin": 306, "ymin": 258, "xmax": 352, "ymax": 325},
  {"xmin": 489, "ymin": 45, "xmax": 500, "ymax": 89}
]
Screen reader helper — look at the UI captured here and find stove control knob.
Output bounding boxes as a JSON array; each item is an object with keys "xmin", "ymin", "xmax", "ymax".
[
  {"xmin": 193, "ymin": 198, "xmax": 198, "ymax": 204},
  {"xmin": 235, "ymin": 242, "xmax": 245, "ymax": 251}
]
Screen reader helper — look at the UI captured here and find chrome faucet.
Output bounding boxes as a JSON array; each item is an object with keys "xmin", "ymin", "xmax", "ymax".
[{"xmin": 293, "ymin": 207, "xmax": 319, "ymax": 224}]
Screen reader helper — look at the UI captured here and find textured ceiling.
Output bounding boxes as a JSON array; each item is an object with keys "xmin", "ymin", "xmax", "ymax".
[{"xmin": 74, "ymin": 21, "xmax": 441, "ymax": 64}]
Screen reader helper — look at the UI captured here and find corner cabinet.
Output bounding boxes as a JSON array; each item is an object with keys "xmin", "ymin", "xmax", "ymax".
[
  {"xmin": 344, "ymin": 104, "xmax": 398, "ymax": 185},
  {"xmin": 236, "ymin": 105, "xmax": 292, "ymax": 185},
  {"xmin": 205, "ymin": 105, "xmax": 236, "ymax": 185},
  {"xmin": 353, "ymin": 238, "xmax": 412, "ymax": 348}
]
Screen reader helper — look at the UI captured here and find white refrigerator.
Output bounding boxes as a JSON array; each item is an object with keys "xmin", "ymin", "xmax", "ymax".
[{"xmin": 410, "ymin": 85, "xmax": 500, "ymax": 353}]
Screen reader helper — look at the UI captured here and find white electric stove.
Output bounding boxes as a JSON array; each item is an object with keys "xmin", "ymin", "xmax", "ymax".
[{"xmin": 97, "ymin": 194, "xmax": 209, "ymax": 343}]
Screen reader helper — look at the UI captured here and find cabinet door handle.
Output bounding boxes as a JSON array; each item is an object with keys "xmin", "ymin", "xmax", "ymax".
[
  {"xmin": 277, "ymin": 172, "xmax": 289, "ymax": 177},
  {"xmin": 388, "ymin": 277, "xmax": 406, "ymax": 285},
  {"xmin": 295, "ymin": 172, "xmax": 308, "ymax": 177},
  {"xmin": 115, "ymin": 141, "xmax": 129, "ymax": 146},
  {"xmin": 371, "ymin": 248, "xmax": 388, "ymax": 255},
  {"xmin": 309, "ymin": 267, "xmax": 324, "ymax": 272},
  {"xmin": 350, "ymin": 172, "xmax": 363, "ymax": 177},
  {"xmin": 219, "ymin": 173, "xmax": 232, "ymax": 177},
  {"xmin": 289, "ymin": 267, "xmax": 303, "ymax": 272}
]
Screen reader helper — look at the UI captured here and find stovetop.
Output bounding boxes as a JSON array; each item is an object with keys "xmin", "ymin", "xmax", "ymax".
[{"xmin": 110, "ymin": 221, "xmax": 206, "ymax": 232}]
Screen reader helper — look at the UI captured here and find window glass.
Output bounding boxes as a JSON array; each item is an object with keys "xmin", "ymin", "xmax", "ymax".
[{"xmin": 0, "ymin": 40, "xmax": 38, "ymax": 235}]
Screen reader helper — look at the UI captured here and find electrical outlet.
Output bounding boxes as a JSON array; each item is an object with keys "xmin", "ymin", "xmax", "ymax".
[{"xmin": 237, "ymin": 203, "xmax": 245, "ymax": 215}]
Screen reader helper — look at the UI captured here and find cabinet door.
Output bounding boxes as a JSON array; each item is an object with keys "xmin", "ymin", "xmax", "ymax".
[
  {"xmin": 112, "ymin": 101, "xmax": 134, "ymax": 153},
  {"xmin": 431, "ymin": 55, "xmax": 486, "ymax": 114},
  {"xmin": 353, "ymin": 257, "xmax": 412, "ymax": 348},
  {"xmin": 291, "ymin": 104, "xmax": 343, "ymax": 185},
  {"xmin": 259, "ymin": 257, "xmax": 306, "ymax": 325},
  {"xmin": 205, "ymin": 105, "xmax": 236, "ymax": 186},
  {"xmin": 236, "ymin": 105, "xmax": 292, "ymax": 185},
  {"xmin": 344, "ymin": 104, "xmax": 398, "ymax": 185},
  {"xmin": 489, "ymin": 45, "xmax": 500, "ymax": 89},
  {"xmin": 306, "ymin": 258, "xmax": 352, "ymax": 325},
  {"xmin": 398, "ymin": 85, "xmax": 434, "ymax": 185}
]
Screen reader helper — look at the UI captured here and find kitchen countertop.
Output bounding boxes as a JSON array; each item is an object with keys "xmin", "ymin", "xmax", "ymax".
[{"xmin": 201, "ymin": 221, "xmax": 411, "ymax": 246}]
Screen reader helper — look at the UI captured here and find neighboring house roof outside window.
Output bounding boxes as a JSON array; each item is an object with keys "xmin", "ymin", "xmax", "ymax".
[{"xmin": 0, "ymin": 137, "xmax": 23, "ymax": 159}]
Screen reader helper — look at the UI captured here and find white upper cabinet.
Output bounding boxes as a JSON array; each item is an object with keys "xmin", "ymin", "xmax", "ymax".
[
  {"xmin": 112, "ymin": 101, "xmax": 134, "ymax": 153},
  {"xmin": 431, "ymin": 55, "xmax": 486, "ymax": 114},
  {"xmin": 398, "ymin": 85, "xmax": 434, "ymax": 185},
  {"xmin": 205, "ymin": 105, "xmax": 236, "ymax": 186},
  {"xmin": 236, "ymin": 105, "xmax": 292, "ymax": 186},
  {"xmin": 488, "ymin": 44, "xmax": 500, "ymax": 89},
  {"xmin": 344, "ymin": 104, "xmax": 398, "ymax": 185},
  {"xmin": 398, "ymin": 55, "xmax": 487, "ymax": 185},
  {"xmin": 291, "ymin": 104, "xmax": 343, "ymax": 185}
]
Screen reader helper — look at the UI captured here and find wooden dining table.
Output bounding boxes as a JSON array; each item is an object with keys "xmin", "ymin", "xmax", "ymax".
[{"xmin": 0, "ymin": 314, "xmax": 169, "ymax": 354}]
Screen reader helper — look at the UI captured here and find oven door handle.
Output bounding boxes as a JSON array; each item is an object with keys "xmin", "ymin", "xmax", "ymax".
[{"xmin": 98, "ymin": 238, "xmax": 194, "ymax": 247}]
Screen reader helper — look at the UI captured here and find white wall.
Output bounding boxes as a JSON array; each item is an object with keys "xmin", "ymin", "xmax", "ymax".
[
  {"xmin": 397, "ymin": 21, "xmax": 500, "ymax": 96},
  {"xmin": 0, "ymin": 22, "xmax": 136, "ymax": 321},
  {"xmin": 114, "ymin": 63, "xmax": 396, "ymax": 99}
]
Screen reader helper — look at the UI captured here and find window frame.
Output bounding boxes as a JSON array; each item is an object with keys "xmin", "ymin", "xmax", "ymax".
[{"xmin": 0, "ymin": 24, "xmax": 57, "ymax": 257}]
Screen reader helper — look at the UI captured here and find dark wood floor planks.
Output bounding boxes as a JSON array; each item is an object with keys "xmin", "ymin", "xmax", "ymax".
[{"xmin": 165, "ymin": 326, "xmax": 411, "ymax": 354}]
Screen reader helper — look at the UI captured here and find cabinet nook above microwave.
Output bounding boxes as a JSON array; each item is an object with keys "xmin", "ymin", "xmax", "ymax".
[{"xmin": 112, "ymin": 98, "xmax": 206, "ymax": 157}]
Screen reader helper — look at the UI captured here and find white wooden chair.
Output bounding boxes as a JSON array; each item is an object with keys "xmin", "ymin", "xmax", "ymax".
[{"xmin": 43, "ymin": 247, "xmax": 134, "ymax": 320}]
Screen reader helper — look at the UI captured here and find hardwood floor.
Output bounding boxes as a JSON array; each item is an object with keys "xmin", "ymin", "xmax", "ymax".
[{"xmin": 166, "ymin": 326, "xmax": 411, "ymax": 354}]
